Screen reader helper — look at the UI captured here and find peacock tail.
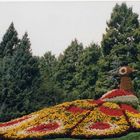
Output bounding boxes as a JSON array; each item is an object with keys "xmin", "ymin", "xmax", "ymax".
[{"xmin": 0, "ymin": 89, "xmax": 140, "ymax": 139}]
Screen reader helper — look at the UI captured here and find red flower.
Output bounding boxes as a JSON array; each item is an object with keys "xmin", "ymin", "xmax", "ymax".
[
  {"xmin": 101, "ymin": 89, "xmax": 133, "ymax": 100},
  {"xmin": 99, "ymin": 106, "xmax": 124, "ymax": 117},
  {"xmin": 27, "ymin": 122, "xmax": 60, "ymax": 132},
  {"xmin": 89, "ymin": 122, "xmax": 111, "ymax": 130},
  {"xmin": 120, "ymin": 104, "xmax": 139, "ymax": 114},
  {"xmin": 0, "ymin": 116, "xmax": 30, "ymax": 127},
  {"xmin": 88, "ymin": 99, "xmax": 104, "ymax": 105},
  {"xmin": 66, "ymin": 106, "xmax": 88, "ymax": 114}
]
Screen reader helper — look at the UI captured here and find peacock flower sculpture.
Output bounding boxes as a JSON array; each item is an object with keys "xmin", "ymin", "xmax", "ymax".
[{"xmin": 0, "ymin": 66, "xmax": 140, "ymax": 139}]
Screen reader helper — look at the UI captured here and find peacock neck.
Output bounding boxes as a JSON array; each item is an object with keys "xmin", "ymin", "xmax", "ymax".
[{"xmin": 120, "ymin": 76, "xmax": 133, "ymax": 91}]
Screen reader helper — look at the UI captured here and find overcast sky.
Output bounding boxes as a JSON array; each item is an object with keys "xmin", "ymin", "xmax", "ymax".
[{"xmin": 0, "ymin": 1, "xmax": 140, "ymax": 57}]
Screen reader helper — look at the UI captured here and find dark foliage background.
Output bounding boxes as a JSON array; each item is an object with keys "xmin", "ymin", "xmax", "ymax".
[{"xmin": 0, "ymin": 3, "xmax": 140, "ymax": 123}]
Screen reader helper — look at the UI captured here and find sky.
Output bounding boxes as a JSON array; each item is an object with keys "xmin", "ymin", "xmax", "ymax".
[{"xmin": 0, "ymin": 1, "xmax": 140, "ymax": 57}]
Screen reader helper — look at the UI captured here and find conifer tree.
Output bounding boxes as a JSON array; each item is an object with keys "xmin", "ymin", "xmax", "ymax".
[
  {"xmin": 102, "ymin": 3, "xmax": 139, "ymax": 56},
  {"xmin": 38, "ymin": 52, "xmax": 64, "ymax": 107},
  {"xmin": 73, "ymin": 43, "xmax": 101, "ymax": 99},
  {"xmin": 0, "ymin": 23, "xmax": 19, "ymax": 120},
  {"xmin": 39, "ymin": 51, "xmax": 57, "ymax": 80},
  {"xmin": 0, "ymin": 33, "xmax": 40, "ymax": 121},
  {"xmin": 95, "ymin": 3, "xmax": 140, "ymax": 98},
  {"xmin": 54, "ymin": 39, "xmax": 83, "ymax": 100},
  {"xmin": 0, "ymin": 22, "xmax": 19, "ymax": 57},
  {"xmin": 132, "ymin": 27, "xmax": 140, "ymax": 98}
]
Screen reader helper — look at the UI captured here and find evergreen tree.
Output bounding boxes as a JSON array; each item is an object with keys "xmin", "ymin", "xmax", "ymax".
[
  {"xmin": 0, "ymin": 23, "xmax": 19, "ymax": 120},
  {"xmin": 133, "ymin": 27, "xmax": 140, "ymax": 98},
  {"xmin": 54, "ymin": 39, "xmax": 83, "ymax": 101},
  {"xmin": 102, "ymin": 3, "xmax": 139, "ymax": 56},
  {"xmin": 37, "ymin": 52, "xmax": 64, "ymax": 107},
  {"xmin": 0, "ymin": 22, "xmax": 19, "ymax": 57},
  {"xmin": 39, "ymin": 51, "xmax": 57, "ymax": 80},
  {"xmin": 73, "ymin": 43, "xmax": 101, "ymax": 99},
  {"xmin": 95, "ymin": 3, "xmax": 140, "ymax": 98},
  {"xmin": 0, "ymin": 33, "xmax": 41, "ymax": 121}
]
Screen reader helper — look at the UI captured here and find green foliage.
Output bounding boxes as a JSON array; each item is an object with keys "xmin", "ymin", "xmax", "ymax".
[
  {"xmin": 37, "ymin": 51, "xmax": 64, "ymax": 108},
  {"xmin": 95, "ymin": 3, "xmax": 140, "ymax": 98},
  {"xmin": 102, "ymin": 3, "xmax": 139, "ymax": 56},
  {"xmin": 37, "ymin": 80, "xmax": 65, "ymax": 107},
  {"xmin": 0, "ymin": 23, "xmax": 19, "ymax": 121},
  {"xmin": 0, "ymin": 32, "xmax": 41, "ymax": 121},
  {"xmin": 0, "ymin": 22, "xmax": 19, "ymax": 57},
  {"xmin": 39, "ymin": 51, "xmax": 57, "ymax": 78},
  {"xmin": 73, "ymin": 43, "xmax": 101, "ymax": 99},
  {"xmin": 54, "ymin": 39, "xmax": 83, "ymax": 101}
]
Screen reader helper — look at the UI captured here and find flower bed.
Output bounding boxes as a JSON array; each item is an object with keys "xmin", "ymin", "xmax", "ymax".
[
  {"xmin": 99, "ymin": 106, "xmax": 124, "ymax": 117},
  {"xmin": 0, "ymin": 116, "xmax": 31, "ymax": 127},
  {"xmin": 120, "ymin": 104, "xmax": 140, "ymax": 129},
  {"xmin": 99, "ymin": 102, "xmax": 124, "ymax": 117},
  {"xmin": 101, "ymin": 89, "xmax": 134, "ymax": 100},
  {"xmin": 1, "ymin": 99, "xmax": 140, "ymax": 139},
  {"xmin": 103, "ymin": 102, "xmax": 120, "ymax": 109},
  {"xmin": 3, "ymin": 102, "xmax": 90, "ymax": 139},
  {"xmin": 71, "ymin": 102, "xmax": 129, "ymax": 138},
  {"xmin": 87, "ymin": 99, "xmax": 104, "ymax": 106},
  {"xmin": 27, "ymin": 122, "xmax": 60, "ymax": 132},
  {"xmin": 0, "ymin": 114, "xmax": 38, "ymax": 135},
  {"xmin": 100, "ymin": 89, "xmax": 139, "ymax": 107},
  {"xmin": 89, "ymin": 122, "xmax": 111, "ymax": 130},
  {"xmin": 70, "ymin": 99, "xmax": 102, "ymax": 110},
  {"xmin": 66, "ymin": 105, "xmax": 88, "ymax": 114}
]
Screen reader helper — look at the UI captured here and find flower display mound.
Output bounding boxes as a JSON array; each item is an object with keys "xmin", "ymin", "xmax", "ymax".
[
  {"xmin": 120, "ymin": 104, "xmax": 140, "ymax": 130},
  {"xmin": 0, "ymin": 92, "xmax": 140, "ymax": 139},
  {"xmin": 71, "ymin": 99, "xmax": 104, "ymax": 110},
  {"xmin": 0, "ymin": 114, "xmax": 39, "ymax": 135},
  {"xmin": 100, "ymin": 89, "xmax": 139, "ymax": 107},
  {"xmin": 27, "ymin": 122, "xmax": 60, "ymax": 132},
  {"xmin": 71, "ymin": 102, "xmax": 129, "ymax": 138},
  {"xmin": 2, "ymin": 100, "xmax": 91, "ymax": 139}
]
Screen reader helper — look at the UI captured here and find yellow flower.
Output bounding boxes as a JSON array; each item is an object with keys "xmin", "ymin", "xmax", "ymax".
[{"xmin": 102, "ymin": 102, "xmax": 120, "ymax": 109}]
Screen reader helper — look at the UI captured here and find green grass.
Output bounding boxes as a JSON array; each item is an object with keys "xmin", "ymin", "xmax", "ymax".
[{"xmin": 105, "ymin": 132, "xmax": 140, "ymax": 140}]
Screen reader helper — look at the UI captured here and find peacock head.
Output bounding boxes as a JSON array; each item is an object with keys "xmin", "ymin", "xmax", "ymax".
[{"xmin": 118, "ymin": 66, "xmax": 137, "ymax": 76}]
